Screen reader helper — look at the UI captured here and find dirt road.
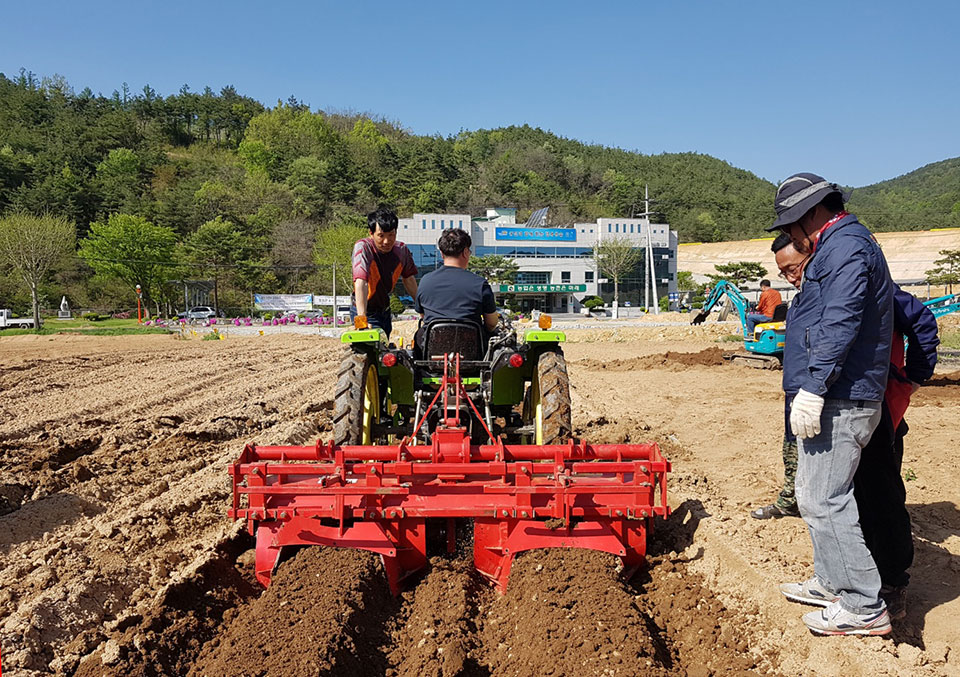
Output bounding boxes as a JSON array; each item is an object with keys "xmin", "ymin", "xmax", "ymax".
[{"xmin": 0, "ymin": 327, "xmax": 956, "ymax": 675}]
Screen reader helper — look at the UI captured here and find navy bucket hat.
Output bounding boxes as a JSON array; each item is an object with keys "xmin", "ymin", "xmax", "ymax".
[{"xmin": 767, "ymin": 172, "xmax": 848, "ymax": 231}]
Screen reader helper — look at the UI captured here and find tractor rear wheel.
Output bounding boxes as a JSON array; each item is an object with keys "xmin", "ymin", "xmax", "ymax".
[
  {"xmin": 523, "ymin": 350, "xmax": 572, "ymax": 445},
  {"xmin": 333, "ymin": 351, "xmax": 381, "ymax": 445}
]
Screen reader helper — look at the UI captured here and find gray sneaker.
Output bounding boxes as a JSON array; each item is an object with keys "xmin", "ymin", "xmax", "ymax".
[
  {"xmin": 803, "ymin": 601, "xmax": 892, "ymax": 636},
  {"xmin": 779, "ymin": 578, "xmax": 841, "ymax": 607}
]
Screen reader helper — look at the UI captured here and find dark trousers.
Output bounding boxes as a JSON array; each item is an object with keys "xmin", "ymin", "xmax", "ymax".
[
  {"xmin": 853, "ymin": 403, "xmax": 913, "ymax": 588},
  {"xmin": 350, "ymin": 307, "xmax": 392, "ymax": 337}
]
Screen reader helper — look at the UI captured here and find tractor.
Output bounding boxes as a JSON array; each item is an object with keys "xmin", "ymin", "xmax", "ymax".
[
  {"xmin": 229, "ymin": 314, "xmax": 670, "ymax": 594},
  {"xmin": 332, "ymin": 314, "xmax": 573, "ymax": 448}
]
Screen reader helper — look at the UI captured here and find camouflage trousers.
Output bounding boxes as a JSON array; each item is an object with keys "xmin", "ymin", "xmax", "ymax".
[{"xmin": 774, "ymin": 435, "xmax": 798, "ymax": 511}]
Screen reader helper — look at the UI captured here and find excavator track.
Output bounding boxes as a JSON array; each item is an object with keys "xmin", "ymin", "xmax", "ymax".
[{"xmin": 725, "ymin": 351, "xmax": 782, "ymax": 370}]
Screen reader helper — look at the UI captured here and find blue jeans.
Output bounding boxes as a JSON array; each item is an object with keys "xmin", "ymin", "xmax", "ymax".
[
  {"xmin": 796, "ymin": 399, "xmax": 883, "ymax": 614},
  {"xmin": 350, "ymin": 306, "xmax": 392, "ymax": 337},
  {"xmin": 745, "ymin": 312, "xmax": 771, "ymax": 336}
]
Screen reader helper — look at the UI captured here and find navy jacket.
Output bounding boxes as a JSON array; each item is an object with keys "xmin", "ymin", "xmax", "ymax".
[
  {"xmin": 893, "ymin": 286, "xmax": 939, "ymax": 385},
  {"xmin": 783, "ymin": 285, "xmax": 938, "ymax": 442},
  {"xmin": 783, "ymin": 214, "xmax": 894, "ymax": 400}
]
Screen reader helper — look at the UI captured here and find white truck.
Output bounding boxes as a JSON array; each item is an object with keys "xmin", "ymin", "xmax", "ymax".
[{"xmin": 0, "ymin": 309, "xmax": 37, "ymax": 329}]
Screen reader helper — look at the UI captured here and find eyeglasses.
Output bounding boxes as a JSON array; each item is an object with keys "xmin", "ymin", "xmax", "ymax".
[{"xmin": 777, "ymin": 254, "xmax": 812, "ymax": 279}]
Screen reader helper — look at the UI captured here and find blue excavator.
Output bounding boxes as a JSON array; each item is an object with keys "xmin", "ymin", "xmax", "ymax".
[
  {"xmin": 691, "ymin": 280, "xmax": 786, "ymax": 368},
  {"xmin": 924, "ymin": 293, "xmax": 960, "ymax": 318},
  {"xmin": 692, "ymin": 282, "xmax": 960, "ymax": 369}
]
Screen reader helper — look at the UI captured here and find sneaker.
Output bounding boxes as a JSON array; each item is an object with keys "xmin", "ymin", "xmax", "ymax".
[
  {"xmin": 880, "ymin": 585, "xmax": 907, "ymax": 620},
  {"xmin": 750, "ymin": 503, "xmax": 800, "ymax": 520},
  {"xmin": 803, "ymin": 601, "xmax": 892, "ymax": 636},
  {"xmin": 779, "ymin": 578, "xmax": 841, "ymax": 607}
]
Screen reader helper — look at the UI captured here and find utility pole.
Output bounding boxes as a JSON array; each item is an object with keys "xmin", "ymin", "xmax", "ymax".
[
  {"xmin": 644, "ymin": 223, "xmax": 650, "ymax": 311},
  {"xmin": 332, "ymin": 263, "xmax": 337, "ymax": 325}
]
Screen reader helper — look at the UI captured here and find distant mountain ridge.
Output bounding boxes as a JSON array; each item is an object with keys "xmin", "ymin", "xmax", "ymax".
[
  {"xmin": 847, "ymin": 157, "xmax": 960, "ymax": 233},
  {"xmin": 0, "ymin": 71, "xmax": 957, "ymax": 245}
]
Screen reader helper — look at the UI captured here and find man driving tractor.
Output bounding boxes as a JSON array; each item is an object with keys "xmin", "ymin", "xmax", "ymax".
[{"xmin": 414, "ymin": 228, "xmax": 499, "ymax": 352}]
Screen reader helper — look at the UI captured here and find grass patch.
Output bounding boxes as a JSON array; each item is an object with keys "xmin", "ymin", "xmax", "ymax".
[
  {"xmin": 0, "ymin": 326, "xmax": 169, "ymax": 337},
  {"xmin": 719, "ymin": 334, "xmax": 743, "ymax": 342},
  {"xmin": 939, "ymin": 328, "xmax": 960, "ymax": 350},
  {"xmin": 44, "ymin": 318, "xmax": 145, "ymax": 329}
]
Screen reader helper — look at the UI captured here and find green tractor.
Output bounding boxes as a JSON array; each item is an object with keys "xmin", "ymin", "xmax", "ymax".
[{"xmin": 334, "ymin": 317, "xmax": 572, "ymax": 447}]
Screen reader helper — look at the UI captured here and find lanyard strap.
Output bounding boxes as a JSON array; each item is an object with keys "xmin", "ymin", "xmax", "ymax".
[{"xmin": 811, "ymin": 211, "xmax": 849, "ymax": 252}]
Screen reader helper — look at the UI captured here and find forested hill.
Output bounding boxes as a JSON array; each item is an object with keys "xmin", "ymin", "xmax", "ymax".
[
  {"xmin": 0, "ymin": 71, "xmax": 771, "ymax": 244},
  {"xmin": 846, "ymin": 158, "xmax": 960, "ymax": 232},
  {"xmin": 1, "ymin": 70, "xmax": 957, "ymax": 248}
]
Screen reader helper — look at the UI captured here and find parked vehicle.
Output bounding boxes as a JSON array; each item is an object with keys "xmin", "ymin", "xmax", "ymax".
[
  {"xmin": 0, "ymin": 309, "xmax": 37, "ymax": 329},
  {"xmin": 184, "ymin": 306, "xmax": 217, "ymax": 320}
]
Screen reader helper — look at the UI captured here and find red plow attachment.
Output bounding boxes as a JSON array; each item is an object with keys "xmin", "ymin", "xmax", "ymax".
[{"xmin": 229, "ymin": 356, "xmax": 670, "ymax": 593}]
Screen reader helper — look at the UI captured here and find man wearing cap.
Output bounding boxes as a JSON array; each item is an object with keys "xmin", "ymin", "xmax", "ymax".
[
  {"xmin": 753, "ymin": 232, "xmax": 938, "ymax": 621},
  {"xmin": 768, "ymin": 173, "xmax": 895, "ymax": 636}
]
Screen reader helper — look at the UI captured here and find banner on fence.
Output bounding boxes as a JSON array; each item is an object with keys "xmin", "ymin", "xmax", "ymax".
[
  {"xmin": 253, "ymin": 294, "xmax": 314, "ymax": 311},
  {"xmin": 313, "ymin": 295, "xmax": 352, "ymax": 307}
]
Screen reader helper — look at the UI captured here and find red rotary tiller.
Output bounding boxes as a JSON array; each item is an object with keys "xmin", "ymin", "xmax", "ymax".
[{"xmin": 229, "ymin": 354, "xmax": 670, "ymax": 593}]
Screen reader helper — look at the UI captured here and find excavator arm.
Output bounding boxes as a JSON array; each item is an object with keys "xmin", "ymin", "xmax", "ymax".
[{"xmin": 690, "ymin": 280, "xmax": 750, "ymax": 336}]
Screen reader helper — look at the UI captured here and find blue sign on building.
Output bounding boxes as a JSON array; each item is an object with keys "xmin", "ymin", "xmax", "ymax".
[{"xmin": 494, "ymin": 227, "xmax": 577, "ymax": 242}]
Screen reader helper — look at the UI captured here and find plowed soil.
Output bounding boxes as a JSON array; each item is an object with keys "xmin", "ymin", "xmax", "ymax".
[{"xmin": 1, "ymin": 326, "xmax": 958, "ymax": 676}]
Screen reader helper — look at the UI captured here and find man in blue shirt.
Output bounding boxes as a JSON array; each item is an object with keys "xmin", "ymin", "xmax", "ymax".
[
  {"xmin": 767, "ymin": 173, "xmax": 895, "ymax": 636},
  {"xmin": 414, "ymin": 229, "xmax": 499, "ymax": 353}
]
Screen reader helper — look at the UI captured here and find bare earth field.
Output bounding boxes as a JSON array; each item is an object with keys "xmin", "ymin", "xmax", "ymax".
[{"xmin": 0, "ymin": 322, "xmax": 957, "ymax": 676}]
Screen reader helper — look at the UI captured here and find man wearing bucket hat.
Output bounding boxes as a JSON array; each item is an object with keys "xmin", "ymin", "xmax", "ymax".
[{"xmin": 767, "ymin": 173, "xmax": 895, "ymax": 636}]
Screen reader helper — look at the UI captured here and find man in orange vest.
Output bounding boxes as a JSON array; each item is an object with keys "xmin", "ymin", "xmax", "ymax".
[{"xmin": 746, "ymin": 279, "xmax": 782, "ymax": 335}]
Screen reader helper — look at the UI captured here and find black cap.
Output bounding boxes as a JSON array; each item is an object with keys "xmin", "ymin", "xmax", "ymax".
[{"xmin": 767, "ymin": 172, "xmax": 846, "ymax": 231}]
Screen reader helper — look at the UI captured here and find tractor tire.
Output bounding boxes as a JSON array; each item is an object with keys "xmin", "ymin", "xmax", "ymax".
[
  {"xmin": 333, "ymin": 351, "xmax": 380, "ymax": 446},
  {"xmin": 524, "ymin": 351, "xmax": 573, "ymax": 445}
]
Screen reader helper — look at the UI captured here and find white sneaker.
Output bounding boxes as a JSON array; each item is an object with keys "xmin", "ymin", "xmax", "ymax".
[
  {"xmin": 803, "ymin": 601, "xmax": 892, "ymax": 636},
  {"xmin": 779, "ymin": 578, "xmax": 840, "ymax": 607}
]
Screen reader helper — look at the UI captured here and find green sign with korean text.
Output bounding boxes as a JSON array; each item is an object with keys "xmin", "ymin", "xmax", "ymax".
[{"xmin": 497, "ymin": 284, "xmax": 587, "ymax": 293}]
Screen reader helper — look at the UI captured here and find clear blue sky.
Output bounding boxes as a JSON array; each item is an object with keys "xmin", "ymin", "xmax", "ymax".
[{"xmin": 3, "ymin": 0, "xmax": 958, "ymax": 188}]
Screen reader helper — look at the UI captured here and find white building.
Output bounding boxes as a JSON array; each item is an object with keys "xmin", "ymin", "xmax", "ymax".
[{"xmin": 398, "ymin": 208, "xmax": 678, "ymax": 313}]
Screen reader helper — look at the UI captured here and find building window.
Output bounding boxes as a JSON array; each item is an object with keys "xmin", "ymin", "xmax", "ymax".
[
  {"xmin": 432, "ymin": 219, "xmax": 436, "ymax": 229},
  {"xmin": 441, "ymin": 219, "xmax": 445, "ymax": 228},
  {"xmin": 585, "ymin": 271, "xmax": 594, "ymax": 282},
  {"xmin": 607, "ymin": 225, "xmax": 611, "ymax": 232},
  {"xmin": 516, "ymin": 271, "xmax": 550, "ymax": 284},
  {"xmin": 422, "ymin": 219, "xmax": 426, "ymax": 229},
  {"xmin": 630, "ymin": 224, "xmax": 634, "ymax": 233},
  {"xmin": 561, "ymin": 271, "xmax": 571, "ymax": 283},
  {"xmin": 459, "ymin": 220, "xmax": 463, "ymax": 228}
]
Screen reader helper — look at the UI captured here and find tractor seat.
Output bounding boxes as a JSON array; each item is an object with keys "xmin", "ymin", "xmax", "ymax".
[
  {"xmin": 418, "ymin": 319, "xmax": 485, "ymax": 370},
  {"xmin": 772, "ymin": 303, "xmax": 788, "ymax": 322}
]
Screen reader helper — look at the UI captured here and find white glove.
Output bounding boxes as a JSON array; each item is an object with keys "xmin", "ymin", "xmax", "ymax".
[{"xmin": 790, "ymin": 389, "xmax": 825, "ymax": 439}]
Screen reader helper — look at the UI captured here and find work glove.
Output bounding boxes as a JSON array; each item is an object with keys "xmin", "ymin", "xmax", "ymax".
[{"xmin": 790, "ymin": 389, "xmax": 824, "ymax": 439}]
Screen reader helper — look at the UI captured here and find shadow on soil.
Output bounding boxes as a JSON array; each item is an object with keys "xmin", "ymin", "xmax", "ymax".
[{"xmin": 893, "ymin": 501, "xmax": 960, "ymax": 648}]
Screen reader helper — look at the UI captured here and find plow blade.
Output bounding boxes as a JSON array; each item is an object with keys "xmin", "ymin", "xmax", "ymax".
[{"xmin": 230, "ymin": 433, "xmax": 670, "ymax": 594}]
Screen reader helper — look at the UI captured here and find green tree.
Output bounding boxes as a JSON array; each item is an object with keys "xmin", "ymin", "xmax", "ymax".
[
  {"xmin": 593, "ymin": 237, "xmax": 644, "ymax": 315},
  {"xmin": 925, "ymin": 249, "xmax": 960, "ymax": 293},
  {"xmin": 96, "ymin": 148, "xmax": 142, "ymax": 214},
  {"xmin": 0, "ymin": 211, "xmax": 75, "ymax": 328},
  {"xmin": 468, "ymin": 254, "xmax": 519, "ymax": 284},
  {"xmin": 313, "ymin": 213, "xmax": 367, "ymax": 298},
  {"xmin": 707, "ymin": 261, "xmax": 768, "ymax": 286},
  {"xmin": 78, "ymin": 213, "xmax": 176, "ymax": 314},
  {"xmin": 181, "ymin": 217, "xmax": 243, "ymax": 312}
]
